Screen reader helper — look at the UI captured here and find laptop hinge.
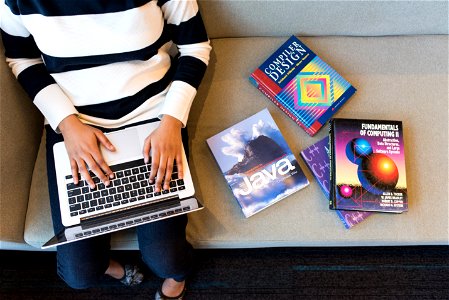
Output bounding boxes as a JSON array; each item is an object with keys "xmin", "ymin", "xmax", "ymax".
[{"xmin": 80, "ymin": 196, "xmax": 180, "ymax": 229}]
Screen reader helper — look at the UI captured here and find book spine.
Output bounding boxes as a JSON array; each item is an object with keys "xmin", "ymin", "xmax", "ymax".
[
  {"xmin": 328, "ymin": 120, "xmax": 336, "ymax": 209},
  {"xmin": 335, "ymin": 210, "xmax": 351, "ymax": 229}
]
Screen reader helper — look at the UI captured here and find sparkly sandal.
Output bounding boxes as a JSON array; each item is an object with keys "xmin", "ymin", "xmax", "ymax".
[
  {"xmin": 154, "ymin": 285, "xmax": 186, "ymax": 300},
  {"xmin": 119, "ymin": 264, "xmax": 144, "ymax": 286}
]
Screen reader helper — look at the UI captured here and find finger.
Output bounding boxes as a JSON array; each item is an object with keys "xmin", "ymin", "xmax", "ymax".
[
  {"xmin": 84, "ymin": 155, "xmax": 109, "ymax": 188},
  {"xmin": 155, "ymin": 156, "xmax": 168, "ymax": 193},
  {"xmin": 176, "ymin": 153, "xmax": 184, "ymax": 179},
  {"xmin": 90, "ymin": 152, "xmax": 112, "ymax": 186},
  {"xmin": 95, "ymin": 130, "xmax": 115, "ymax": 152},
  {"xmin": 143, "ymin": 136, "xmax": 151, "ymax": 164},
  {"xmin": 163, "ymin": 158, "xmax": 174, "ymax": 191},
  {"xmin": 94, "ymin": 132, "xmax": 115, "ymax": 180},
  {"xmin": 77, "ymin": 159, "xmax": 95, "ymax": 189},
  {"xmin": 149, "ymin": 151, "xmax": 160, "ymax": 184},
  {"xmin": 70, "ymin": 159, "xmax": 79, "ymax": 184}
]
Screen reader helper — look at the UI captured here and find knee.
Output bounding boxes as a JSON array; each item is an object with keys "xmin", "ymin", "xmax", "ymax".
[
  {"xmin": 57, "ymin": 262, "xmax": 104, "ymax": 289},
  {"xmin": 57, "ymin": 251, "xmax": 108, "ymax": 289},
  {"xmin": 140, "ymin": 240, "xmax": 193, "ymax": 280}
]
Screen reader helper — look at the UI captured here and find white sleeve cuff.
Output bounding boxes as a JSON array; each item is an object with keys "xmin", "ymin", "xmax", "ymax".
[
  {"xmin": 33, "ymin": 84, "xmax": 78, "ymax": 131},
  {"xmin": 158, "ymin": 81, "xmax": 196, "ymax": 127}
]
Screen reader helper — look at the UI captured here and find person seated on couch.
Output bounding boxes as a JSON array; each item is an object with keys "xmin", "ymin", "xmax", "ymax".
[{"xmin": 1, "ymin": 0, "xmax": 211, "ymax": 298}]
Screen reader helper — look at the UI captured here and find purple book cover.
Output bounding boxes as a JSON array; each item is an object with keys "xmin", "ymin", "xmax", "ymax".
[
  {"xmin": 207, "ymin": 109, "xmax": 309, "ymax": 218},
  {"xmin": 329, "ymin": 118, "xmax": 408, "ymax": 213},
  {"xmin": 300, "ymin": 137, "xmax": 372, "ymax": 228}
]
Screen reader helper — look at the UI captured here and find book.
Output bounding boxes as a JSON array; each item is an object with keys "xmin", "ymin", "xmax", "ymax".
[
  {"xmin": 329, "ymin": 118, "xmax": 408, "ymax": 213},
  {"xmin": 300, "ymin": 137, "xmax": 373, "ymax": 228},
  {"xmin": 206, "ymin": 108, "xmax": 309, "ymax": 218},
  {"xmin": 249, "ymin": 35, "xmax": 356, "ymax": 136}
]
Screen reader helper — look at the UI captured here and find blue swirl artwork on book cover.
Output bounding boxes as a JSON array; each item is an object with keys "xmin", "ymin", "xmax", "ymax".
[{"xmin": 207, "ymin": 109, "xmax": 309, "ymax": 218}]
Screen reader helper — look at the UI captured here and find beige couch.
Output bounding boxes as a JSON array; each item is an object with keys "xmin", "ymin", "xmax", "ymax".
[{"xmin": 1, "ymin": 1, "xmax": 448, "ymax": 250}]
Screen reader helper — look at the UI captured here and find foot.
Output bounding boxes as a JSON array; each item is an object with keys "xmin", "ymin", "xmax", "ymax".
[
  {"xmin": 119, "ymin": 264, "xmax": 144, "ymax": 286},
  {"xmin": 155, "ymin": 278, "xmax": 186, "ymax": 299},
  {"xmin": 105, "ymin": 259, "xmax": 125, "ymax": 279},
  {"xmin": 105, "ymin": 259, "xmax": 144, "ymax": 286}
]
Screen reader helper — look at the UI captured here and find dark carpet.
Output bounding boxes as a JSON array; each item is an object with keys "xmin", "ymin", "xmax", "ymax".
[{"xmin": 1, "ymin": 246, "xmax": 448, "ymax": 299}]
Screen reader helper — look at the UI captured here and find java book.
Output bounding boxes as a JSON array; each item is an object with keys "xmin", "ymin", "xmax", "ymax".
[
  {"xmin": 300, "ymin": 137, "xmax": 372, "ymax": 228},
  {"xmin": 206, "ymin": 109, "xmax": 309, "ymax": 218},
  {"xmin": 329, "ymin": 118, "xmax": 408, "ymax": 213},
  {"xmin": 249, "ymin": 35, "xmax": 356, "ymax": 136}
]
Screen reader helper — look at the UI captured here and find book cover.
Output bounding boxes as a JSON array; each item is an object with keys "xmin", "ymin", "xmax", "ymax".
[
  {"xmin": 300, "ymin": 137, "xmax": 372, "ymax": 228},
  {"xmin": 329, "ymin": 118, "xmax": 408, "ymax": 213},
  {"xmin": 249, "ymin": 35, "xmax": 356, "ymax": 136},
  {"xmin": 206, "ymin": 108, "xmax": 309, "ymax": 218}
]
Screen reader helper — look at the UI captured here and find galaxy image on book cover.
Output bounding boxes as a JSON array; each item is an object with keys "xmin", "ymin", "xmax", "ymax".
[
  {"xmin": 207, "ymin": 109, "xmax": 309, "ymax": 217},
  {"xmin": 332, "ymin": 119, "xmax": 408, "ymax": 212}
]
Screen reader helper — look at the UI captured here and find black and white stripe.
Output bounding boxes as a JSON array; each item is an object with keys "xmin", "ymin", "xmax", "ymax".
[{"xmin": 1, "ymin": 0, "xmax": 211, "ymax": 129}]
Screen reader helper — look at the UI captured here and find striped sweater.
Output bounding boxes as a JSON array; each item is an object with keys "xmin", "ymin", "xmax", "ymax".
[{"xmin": 0, "ymin": 0, "xmax": 211, "ymax": 130}]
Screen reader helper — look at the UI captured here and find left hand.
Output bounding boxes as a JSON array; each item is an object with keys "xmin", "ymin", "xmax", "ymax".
[{"xmin": 143, "ymin": 115, "xmax": 184, "ymax": 192}]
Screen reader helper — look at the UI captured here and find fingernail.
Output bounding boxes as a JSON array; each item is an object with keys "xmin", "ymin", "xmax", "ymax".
[{"xmin": 109, "ymin": 173, "xmax": 115, "ymax": 179}]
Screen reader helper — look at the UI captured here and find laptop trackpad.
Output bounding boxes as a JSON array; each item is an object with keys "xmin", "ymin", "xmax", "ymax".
[{"xmin": 101, "ymin": 128, "xmax": 142, "ymax": 164}]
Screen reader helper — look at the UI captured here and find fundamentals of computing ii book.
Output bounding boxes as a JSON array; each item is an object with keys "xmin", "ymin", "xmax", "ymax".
[
  {"xmin": 249, "ymin": 35, "xmax": 356, "ymax": 136},
  {"xmin": 300, "ymin": 136, "xmax": 372, "ymax": 228},
  {"xmin": 206, "ymin": 108, "xmax": 309, "ymax": 218},
  {"xmin": 329, "ymin": 118, "xmax": 408, "ymax": 213}
]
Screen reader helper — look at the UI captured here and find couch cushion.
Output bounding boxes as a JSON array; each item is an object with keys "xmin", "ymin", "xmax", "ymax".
[
  {"xmin": 24, "ymin": 36, "xmax": 448, "ymax": 249},
  {"xmin": 199, "ymin": 0, "xmax": 449, "ymax": 38},
  {"xmin": 0, "ymin": 45, "xmax": 43, "ymax": 250}
]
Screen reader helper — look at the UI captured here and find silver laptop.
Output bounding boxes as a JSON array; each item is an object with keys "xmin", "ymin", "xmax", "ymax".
[{"xmin": 42, "ymin": 120, "xmax": 202, "ymax": 249}]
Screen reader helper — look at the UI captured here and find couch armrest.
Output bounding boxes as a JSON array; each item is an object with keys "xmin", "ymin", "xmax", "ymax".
[{"xmin": 0, "ymin": 48, "xmax": 43, "ymax": 248}]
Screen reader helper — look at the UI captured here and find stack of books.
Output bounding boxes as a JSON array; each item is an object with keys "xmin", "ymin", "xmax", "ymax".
[{"xmin": 207, "ymin": 36, "xmax": 408, "ymax": 227}]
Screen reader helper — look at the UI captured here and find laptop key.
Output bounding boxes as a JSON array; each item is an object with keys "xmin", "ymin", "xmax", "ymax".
[
  {"xmin": 68, "ymin": 189, "xmax": 81, "ymax": 197},
  {"xmin": 70, "ymin": 204, "xmax": 81, "ymax": 212}
]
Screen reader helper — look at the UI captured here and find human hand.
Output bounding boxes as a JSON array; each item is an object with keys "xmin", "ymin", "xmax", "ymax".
[
  {"xmin": 143, "ymin": 115, "xmax": 184, "ymax": 192},
  {"xmin": 58, "ymin": 115, "xmax": 115, "ymax": 189}
]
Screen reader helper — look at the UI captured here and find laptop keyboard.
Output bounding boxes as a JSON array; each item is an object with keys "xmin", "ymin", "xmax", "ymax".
[{"xmin": 65, "ymin": 158, "xmax": 185, "ymax": 217}]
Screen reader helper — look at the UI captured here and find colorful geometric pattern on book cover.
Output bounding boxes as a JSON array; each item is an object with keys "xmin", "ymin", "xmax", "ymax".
[
  {"xmin": 331, "ymin": 118, "xmax": 408, "ymax": 213},
  {"xmin": 278, "ymin": 57, "xmax": 352, "ymax": 130},
  {"xmin": 207, "ymin": 109, "xmax": 309, "ymax": 218},
  {"xmin": 249, "ymin": 35, "xmax": 356, "ymax": 136},
  {"xmin": 300, "ymin": 137, "xmax": 372, "ymax": 228}
]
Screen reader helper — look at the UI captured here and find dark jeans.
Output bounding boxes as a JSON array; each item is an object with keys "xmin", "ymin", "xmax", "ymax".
[{"xmin": 45, "ymin": 120, "xmax": 193, "ymax": 289}]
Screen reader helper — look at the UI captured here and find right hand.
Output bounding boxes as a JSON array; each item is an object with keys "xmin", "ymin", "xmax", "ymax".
[{"xmin": 58, "ymin": 115, "xmax": 115, "ymax": 189}]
